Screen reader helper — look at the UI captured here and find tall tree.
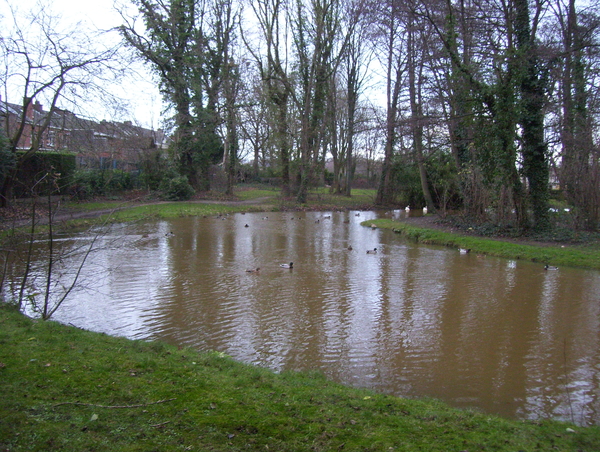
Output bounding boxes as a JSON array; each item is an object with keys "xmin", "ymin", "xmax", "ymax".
[
  {"xmin": 406, "ymin": 4, "xmax": 435, "ymax": 211},
  {"xmin": 375, "ymin": 0, "xmax": 405, "ymax": 205},
  {"xmin": 555, "ymin": 0, "xmax": 599, "ymax": 229},
  {"xmin": 246, "ymin": 0, "xmax": 293, "ymax": 195},
  {"xmin": 514, "ymin": 0, "xmax": 550, "ymax": 231},
  {"xmin": 340, "ymin": 0, "xmax": 370, "ymax": 197},
  {"xmin": 122, "ymin": 0, "xmax": 225, "ymax": 191},
  {"xmin": 292, "ymin": 0, "xmax": 349, "ymax": 203}
]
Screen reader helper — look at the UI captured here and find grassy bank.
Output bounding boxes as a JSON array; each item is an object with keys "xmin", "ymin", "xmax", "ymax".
[
  {"xmin": 1, "ymin": 304, "xmax": 599, "ymax": 451},
  {"xmin": 366, "ymin": 219, "xmax": 600, "ymax": 270},
  {"xmin": 58, "ymin": 188, "xmax": 376, "ymax": 223}
]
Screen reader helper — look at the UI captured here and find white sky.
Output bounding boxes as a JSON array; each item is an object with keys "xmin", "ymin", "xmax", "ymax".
[{"xmin": 1, "ymin": 0, "xmax": 164, "ymax": 129}]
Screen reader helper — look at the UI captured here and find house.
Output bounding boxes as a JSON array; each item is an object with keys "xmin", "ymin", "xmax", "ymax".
[{"xmin": 0, "ymin": 96, "xmax": 168, "ymax": 172}]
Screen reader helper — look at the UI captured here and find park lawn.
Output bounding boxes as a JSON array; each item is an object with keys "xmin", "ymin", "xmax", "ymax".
[{"xmin": 1, "ymin": 304, "xmax": 599, "ymax": 451}]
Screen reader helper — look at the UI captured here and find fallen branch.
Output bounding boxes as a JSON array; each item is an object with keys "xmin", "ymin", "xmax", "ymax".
[{"xmin": 53, "ymin": 398, "xmax": 176, "ymax": 409}]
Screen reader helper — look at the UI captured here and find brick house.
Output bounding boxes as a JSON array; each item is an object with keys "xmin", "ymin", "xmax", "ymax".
[{"xmin": 0, "ymin": 97, "xmax": 168, "ymax": 172}]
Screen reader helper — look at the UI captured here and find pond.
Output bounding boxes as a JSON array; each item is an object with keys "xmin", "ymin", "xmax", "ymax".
[{"xmin": 4, "ymin": 210, "xmax": 600, "ymax": 425}]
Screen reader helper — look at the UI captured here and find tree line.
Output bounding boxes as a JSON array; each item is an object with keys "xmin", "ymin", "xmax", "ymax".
[
  {"xmin": 2, "ymin": 0, "xmax": 599, "ymax": 231},
  {"xmin": 119, "ymin": 0, "xmax": 599, "ymax": 231}
]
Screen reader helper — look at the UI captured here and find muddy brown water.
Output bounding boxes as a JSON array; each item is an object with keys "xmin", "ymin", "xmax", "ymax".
[{"xmin": 5, "ymin": 210, "xmax": 600, "ymax": 425}]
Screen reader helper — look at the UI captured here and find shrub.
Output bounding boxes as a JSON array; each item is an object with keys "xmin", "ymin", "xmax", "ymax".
[
  {"xmin": 159, "ymin": 176, "xmax": 195, "ymax": 201},
  {"xmin": 14, "ymin": 151, "xmax": 76, "ymax": 197},
  {"xmin": 70, "ymin": 169, "xmax": 134, "ymax": 199}
]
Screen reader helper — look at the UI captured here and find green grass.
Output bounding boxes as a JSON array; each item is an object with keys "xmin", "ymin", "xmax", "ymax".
[
  {"xmin": 61, "ymin": 187, "xmax": 377, "ymax": 223},
  {"xmin": 1, "ymin": 303, "xmax": 599, "ymax": 451},
  {"xmin": 234, "ymin": 187, "xmax": 280, "ymax": 201},
  {"xmin": 366, "ymin": 219, "xmax": 600, "ymax": 270},
  {"xmin": 278, "ymin": 188, "xmax": 377, "ymax": 210}
]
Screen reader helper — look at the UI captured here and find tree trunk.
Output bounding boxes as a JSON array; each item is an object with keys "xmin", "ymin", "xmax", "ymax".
[{"xmin": 514, "ymin": 0, "xmax": 550, "ymax": 231}]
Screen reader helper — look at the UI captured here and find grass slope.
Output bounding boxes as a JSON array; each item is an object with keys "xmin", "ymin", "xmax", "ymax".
[
  {"xmin": 366, "ymin": 219, "xmax": 600, "ymax": 270},
  {"xmin": 1, "ymin": 304, "xmax": 599, "ymax": 451}
]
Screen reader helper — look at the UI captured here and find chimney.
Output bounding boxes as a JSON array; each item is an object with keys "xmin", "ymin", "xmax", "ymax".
[{"xmin": 25, "ymin": 97, "xmax": 34, "ymax": 121}]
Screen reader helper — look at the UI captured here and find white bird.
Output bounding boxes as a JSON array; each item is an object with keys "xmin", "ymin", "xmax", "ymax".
[
  {"xmin": 423, "ymin": 206, "xmax": 428, "ymax": 214},
  {"xmin": 280, "ymin": 262, "xmax": 294, "ymax": 269},
  {"xmin": 405, "ymin": 206, "xmax": 410, "ymax": 212},
  {"xmin": 246, "ymin": 268, "xmax": 260, "ymax": 273},
  {"xmin": 544, "ymin": 265, "xmax": 558, "ymax": 270},
  {"xmin": 459, "ymin": 248, "xmax": 471, "ymax": 254},
  {"xmin": 367, "ymin": 248, "xmax": 378, "ymax": 254}
]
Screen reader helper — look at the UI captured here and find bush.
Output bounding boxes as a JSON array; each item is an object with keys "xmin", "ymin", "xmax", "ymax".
[
  {"xmin": 70, "ymin": 169, "xmax": 134, "ymax": 199},
  {"xmin": 14, "ymin": 151, "xmax": 76, "ymax": 197},
  {"xmin": 139, "ymin": 150, "xmax": 175, "ymax": 190},
  {"xmin": 159, "ymin": 176, "xmax": 195, "ymax": 201}
]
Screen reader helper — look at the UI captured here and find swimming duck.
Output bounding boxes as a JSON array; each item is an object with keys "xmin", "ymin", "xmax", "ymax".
[
  {"xmin": 347, "ymin": 245, "xmax": 353, "ymax": 251},
  {"xmin": 244, "ymin": 224, "xmax": 250, "ymax": 228},
  {"xmin": 280, "ymin": 262, "xmax": 294, "ymax": 269},
  {"xmin": 458, "ymin": 248, "xmax": 471, "ymax": 254},
  {"xmin": 544, "ymin": 265, "xmax": 558, "ymax": 270},
  {"xmin": 165, "ymin": 231, "xmax": 175, "ymax": 237},
  {"xmin": 246, "ymin": 268, "xmax": 260, "ymax": 273},
  {"xmin": 366, "ymin": 248, "xmax": 378, "ymax": 254}
]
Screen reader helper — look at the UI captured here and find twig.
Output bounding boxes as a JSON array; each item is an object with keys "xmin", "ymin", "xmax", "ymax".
[
  {"xmin": 53, "ymin": 398, "xmax": 176, "ymax": 409},
  {"xmin": 151, "ymin": 421, "xmax": 171, "ymax": 428}
]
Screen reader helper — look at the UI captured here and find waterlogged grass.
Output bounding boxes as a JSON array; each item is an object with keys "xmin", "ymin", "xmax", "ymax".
[
  {"xmin": 366, "ymin": 219, "xmax": 600, "ymax": 270},
  {"xmin": 234, "ymin": 187, "xmax": 280, "ymax": 201},
  {"xmin": 1, "ymin": 304, "xmax": 599, "ymax": 451},
  {"xmin": 280, "ymin": 188, "xmax": 377, "ymax": 210},
  {"xmin": 105, "ymin": 202, "xmax": 260, "ymax": 222}
]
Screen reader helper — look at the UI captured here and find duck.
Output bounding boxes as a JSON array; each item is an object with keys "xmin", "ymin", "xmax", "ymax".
[
  {"xmin": 246, "ymin": 268, "xmax": 260, "ymax": 273},
  {"xmin": 244, "ymin": 224, "xmax": 250, "ymax": 228},
  {"xmin": 165, "ymin": 231, "xmax": 175, "ymax": 237},
  {"xmin": 370, "ymin": 223, "xmax": 377, "ymax": 229},
  {"xmin": 405, "ymin": 206, "xmax": 410, "ymax": 212},
  {"xmin": 280, "ymin": 262, "xmax": 294, "ymax": 269},
  {"xmin": 366, "ymin": 248, "xmax": 378, "ymax": 254},
  {"xmin": 347, "ymin": 245, "xmax": 353, "ymax": 251},
  {"xmin": 458, "ymin": 248, "xmax": 471, "ymax": 254},
  {"xmin": 423, "ymin": 206, "xmax": 428, "ymax": 214},
  {"xmin": 544, "ymin": 264, "xmax": 558, "ymax": 270}
]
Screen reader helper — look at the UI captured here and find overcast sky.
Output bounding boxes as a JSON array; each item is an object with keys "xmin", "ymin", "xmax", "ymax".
[{"xmin": 1, "ymin": 0, "xmax": 164, "ymax": 129}]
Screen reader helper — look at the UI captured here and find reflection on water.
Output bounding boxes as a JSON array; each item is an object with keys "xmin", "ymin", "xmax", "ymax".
[{"xmin": 4, "ymin": 210, "xmax": 600, "ymax": 425}]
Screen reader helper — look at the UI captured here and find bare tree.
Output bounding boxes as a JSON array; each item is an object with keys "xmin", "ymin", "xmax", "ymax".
[
  {"xmin": 0, "ymin": 4, "xmax": 120, "ymax": 206},
  {"xmin": 245, "ymin": 0, "xmax": 294, "ymax": 195},
  {"xmin": 374, "ymin": 0, "xmax": 406, "ymax": 205}
]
